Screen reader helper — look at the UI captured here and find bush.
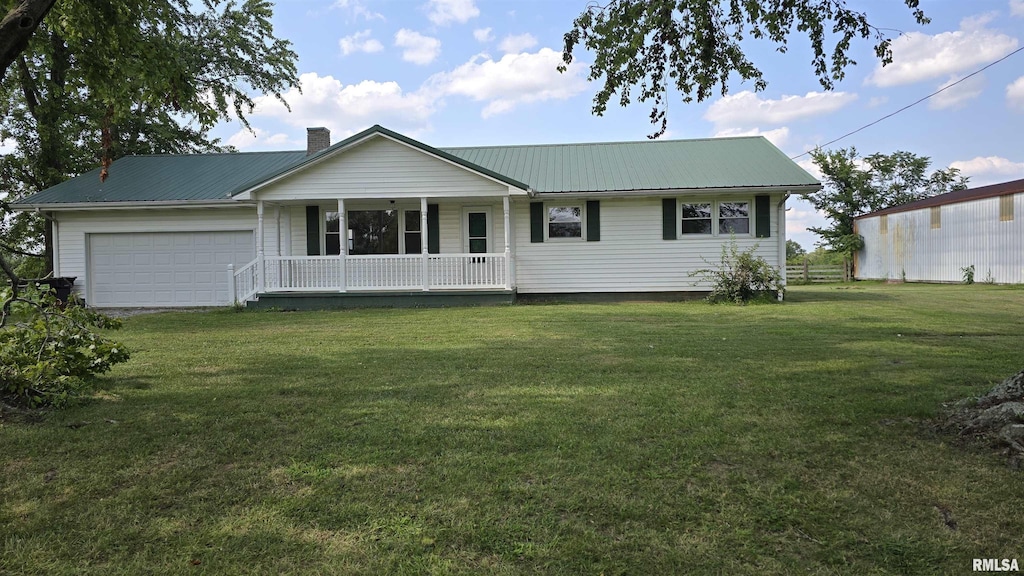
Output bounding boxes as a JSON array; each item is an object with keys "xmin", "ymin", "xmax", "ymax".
[
  {"xmin": 1, "ymin": 284, "xmax": 130, "ymax": 408},
  {"xmin": 693, "ymin": 239, "xmax": 784, "ymax": 304}
]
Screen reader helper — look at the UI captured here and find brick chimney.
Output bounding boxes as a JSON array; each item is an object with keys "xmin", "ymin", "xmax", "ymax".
[{"xmin": 306, "ymin": 127, "xmax": 331, "ymax": 155}]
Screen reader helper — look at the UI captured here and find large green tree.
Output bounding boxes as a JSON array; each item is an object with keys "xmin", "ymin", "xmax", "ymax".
[
  {"xmin": 561, "ymin": 0, "xmax": 927, "ymax": 136},
  {"xmin": 804, "ymin": 148, "xmax": 969, "ymax": 254},
  {"xmin": 0, "ymin": 0, "xmax": 298, "ymax": 275}
]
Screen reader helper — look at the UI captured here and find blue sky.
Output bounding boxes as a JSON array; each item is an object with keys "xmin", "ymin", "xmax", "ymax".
[{"xmin": 210, "ymin": 0, "xmax": 1024, "ymax": 250}]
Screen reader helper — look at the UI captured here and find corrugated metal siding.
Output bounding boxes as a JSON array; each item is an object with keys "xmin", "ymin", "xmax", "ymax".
[
  {"xmin": 857, "ymin": 192, "xmax": 1024, "ymax": 284},
  {"xmin": 56, "ymin": 207, "xmax": 261, "ymax": 302},
  {"xmin": 514, "ymin": 194, "xmax": 782, "ymax": 293},
  {"xmin": 443, "ymin": 137, "xmax": 818, "ymax": 193},
  {"xmin": 257, "ymin": 137, "xmax": 508, "ymax": 201}
]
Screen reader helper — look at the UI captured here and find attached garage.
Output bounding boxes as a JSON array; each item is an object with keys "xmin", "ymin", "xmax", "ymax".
[{"xmin": 87, "ymin": 231, "xmax": 254, "ymax": 307}]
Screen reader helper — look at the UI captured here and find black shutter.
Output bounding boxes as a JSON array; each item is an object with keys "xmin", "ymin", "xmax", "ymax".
[
  {"xmin": 530, "ymin": 202, "xmax": 544, "ymax": 243},
  {"xmin": 662, "ymin": 199, "xmax": 677, "ymax": 240},
  {"xmin": 755, "ymin": 195, "xmax": 771, "ymax": 238},
  {"xmin": 427, "ymin": 204, "xmax": 440, "ymax": 253},
  {"xmin": 586, "ymin": 200, "xmax": 600, "ymax": 241},
  {"xmin": 305, "ymin": 206, "xmax": 321, "ymax": 255}
]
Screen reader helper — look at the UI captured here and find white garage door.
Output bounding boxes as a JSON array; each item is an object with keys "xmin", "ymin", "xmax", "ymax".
[{"xmin": 88, "ymin": 231, "xmax": 254, "ymax": 307}]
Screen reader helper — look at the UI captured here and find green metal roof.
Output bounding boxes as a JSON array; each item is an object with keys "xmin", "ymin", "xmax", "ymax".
[
  {"xmin": 442, "ymin": 136, "xmax": 819, "ymax": 194},
  {"xmin": 15, "ymin": 150, "xmax": 306, "ymax": 204},
  {"xmin": 13, "ymin": 126, "xmax": 818, "ymax": 206}
]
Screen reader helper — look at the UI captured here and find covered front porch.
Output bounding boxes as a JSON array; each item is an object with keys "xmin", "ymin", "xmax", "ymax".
[{"xmin": 230, "ymin": 195, "xmax": 515, "ymax": 304}]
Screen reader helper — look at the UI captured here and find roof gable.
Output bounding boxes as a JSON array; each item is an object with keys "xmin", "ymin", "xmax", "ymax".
[{"xmin": 233, "ymin": 125, "xmax": 531, "ymax": 199}]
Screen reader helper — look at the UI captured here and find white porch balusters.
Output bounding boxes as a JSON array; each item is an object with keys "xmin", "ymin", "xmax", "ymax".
[
  {"xmin": 337, "ymin": 198, "xmax": 347, "ymax": 292},
  {"xmin": 421, "ymin": 197, "xmax": 430, "ymax": 291},
  {"xmin": 256, "ymin": 200, "xmax": 265, "ymax": 293},
  {"xmin": 503, "ymin": 196, "xmax": 512, "ymax": 290}
]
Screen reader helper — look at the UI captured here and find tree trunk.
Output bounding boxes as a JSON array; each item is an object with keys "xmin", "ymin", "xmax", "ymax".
[{"xmin": 0, "ymin": 0, "xmax": 57, "ymax": 81}]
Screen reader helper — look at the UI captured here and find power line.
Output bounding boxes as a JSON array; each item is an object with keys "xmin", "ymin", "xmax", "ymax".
[{"xmin": 790, "ymin": 44, "xmax": 1024, "ymax": 160}]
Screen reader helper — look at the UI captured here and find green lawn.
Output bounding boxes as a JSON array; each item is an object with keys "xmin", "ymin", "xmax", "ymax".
[{"xmin": 2, "ymin": 283, "xmax": 1023, "ymax": 575}]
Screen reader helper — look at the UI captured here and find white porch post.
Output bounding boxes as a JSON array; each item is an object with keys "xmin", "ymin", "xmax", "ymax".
[
  {"xmin": 503, "ymin": 196, "xmax": 512, "ymax": 290},
  {"xmin": 227, "ymin": 263, "xmax": 236, "ymax": 305},
  {"xmin": 275, "ymin": 205, "xmax": 282, "ymax": 256},
  {"xmin": 256, "ymin": 200, "xmax": 266, "ymax": 293},
  {"xmin": 421, "ymin": 197, "xmax": 430, "ymax": 291},
  {"xmin": 337, "ymin": 198, "xmax": 347, "ymax": 292}
]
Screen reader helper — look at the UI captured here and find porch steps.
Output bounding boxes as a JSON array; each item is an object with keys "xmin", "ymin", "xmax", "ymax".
[{"xmin": 246, "ymin": 290, "xmax": 515, "ymax": 310}]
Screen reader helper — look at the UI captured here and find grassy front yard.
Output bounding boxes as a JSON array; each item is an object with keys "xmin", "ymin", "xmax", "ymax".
[{"xmin": 2, "ymin": 283, "xmax": 1023, "ymax": 574}]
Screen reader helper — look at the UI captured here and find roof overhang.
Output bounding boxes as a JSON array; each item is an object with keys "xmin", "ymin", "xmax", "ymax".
[
  {"xmin": 232, "ymin": 125, "xmax": 531, "ymax": 201},
  {"xmin": 8, "ymin": 199, "xmax": 247, "ymax": 212},
  {"xmin": 529, "ymin": 184, "xmax": 820, "ymax": 200}
]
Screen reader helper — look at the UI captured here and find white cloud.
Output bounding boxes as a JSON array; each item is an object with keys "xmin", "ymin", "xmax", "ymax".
[
  {"xmin": 427, "ymin": 48, "xmax": 587, "ymax": 118},
  {"xmin": 425, "ymin": 0, "xmax": 479, "ymax": 25},
  {"xmin": 928, "ymin": 74, "xmax": 985, "ymax": 110},
  {"xmin": 473, "ymin": 28, "xmax": 493, "ymax": 42},
  {"xmin": 394, "ymin": 29, "xmax": 441, "ymax": 65},
  {"xmin": 249, "ymin": 72, "xmax": 436, "ymax": 138},
  {"xmin": 1007, "ymin": 76, "xmax": 1024, "ymax": 109},
  {"xmin": 0, "ymin": 138, "xmax": 17, "ymax": 155},
  {"xmin": 714, "ymin": 127, "xmax": 790, "ymax": 148},
  {"xmin": 867, "ymin": 96, "xmax": 889, "ymax": 108},
  {"xmin": 226, "ymin": 128, "xmax": 296, "ymax": 150},
  {"xmin": 498, "ymin": 33, "xmax": 537, "ymax": 54},
  {"xmin": 866, "ymin": 17, "xmax": 1018, "ymax": 87},
  {"xmin": 1011, "ymin": 0, "xmax": 1024, "ymax": 16},
  {"xmin": 704, "ymin": 91, "xmax": 858, "ymax": 129},
  {"xmin": 339, "ymin": 30, "xmax": 384, "ymax": 56},
  {"xmin": 332, "ymin": 0, "xmax": 384, "ymax": 21},
  {"xmin": 950, "ymin": 156, "xmax": 1024, "ymax": 185}
]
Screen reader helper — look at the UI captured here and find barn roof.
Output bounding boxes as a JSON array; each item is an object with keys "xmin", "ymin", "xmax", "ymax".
[{"xmin": 856, "ymin": 178, "xmax": 1024, "ymax": 219}]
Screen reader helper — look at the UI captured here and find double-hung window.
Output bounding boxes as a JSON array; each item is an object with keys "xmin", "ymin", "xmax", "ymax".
[
  {"xmin": 680, "ymin": 203, "xmax": 712, "ymax": 234},
  {"xmin": 718, "ymin": 202, "xmax": 750, "ymax": 234},
  {"xmin": 679, "ymin": 200, "xmax": 750, "ymax": 236},
  {"xmin": 547, "ymin": 205, "xmax": 583, "ymax": 239}
]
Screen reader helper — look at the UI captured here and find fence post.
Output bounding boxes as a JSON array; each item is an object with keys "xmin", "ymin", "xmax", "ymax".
[
  {"xmin": 802, "ymin": 258, "xmax": 809, "ymax": 283},
  {"xmin": 843, "ymin": 257, "xmax": 849, "ymax": 282}
]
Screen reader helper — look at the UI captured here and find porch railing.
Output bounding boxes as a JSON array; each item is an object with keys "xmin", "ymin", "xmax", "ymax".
[{"xmin": 232, "ymin": 253, "xmax": 509, "ymax": 302}]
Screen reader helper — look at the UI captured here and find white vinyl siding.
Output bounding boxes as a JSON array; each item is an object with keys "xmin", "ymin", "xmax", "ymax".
[
  {"xmin": 55, "ymin": 207, "xmax": 261, "ymax": 303},
  {"xmin": 514, "ymin": 196, "xmax": 782, "ymax": 293},
  {"xmin": 857, "ymin": 192, "xmax": 1024, "ymax": 284},
  {"xmin": 257, "ymin": 136, "xmax": 509, "ymax": 201}
]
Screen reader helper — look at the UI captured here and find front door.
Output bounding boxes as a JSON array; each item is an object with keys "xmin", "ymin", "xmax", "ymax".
[{"xmin": 464, "ymin": 207, "xmax": 491, "ymax": 254}]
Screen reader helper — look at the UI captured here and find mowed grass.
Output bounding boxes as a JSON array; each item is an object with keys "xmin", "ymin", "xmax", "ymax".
[{"xmin": 2, "ymin": 283, "xmax": 1023, "ymax": 575}]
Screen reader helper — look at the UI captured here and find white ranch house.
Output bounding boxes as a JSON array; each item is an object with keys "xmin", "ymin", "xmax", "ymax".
[
  {"xmin": 855, "ymin": 178, "xmax": 1024, "ymax": 284},
  {"xmin": 12, "ymin": 125, "xmax": 819, "ymax": 308}
]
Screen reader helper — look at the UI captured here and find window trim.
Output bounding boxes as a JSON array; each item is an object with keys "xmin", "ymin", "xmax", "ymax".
[
  {"xmin": 676, "ymin": 198, "xmax": 754, "ymax": 238},
  {"xmin": 544, "ymin": 203, "xmax": 585, "ymax": 241}
]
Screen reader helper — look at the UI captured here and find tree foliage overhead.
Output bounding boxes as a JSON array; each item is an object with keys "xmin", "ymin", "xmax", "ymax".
[
  {"xmin": 561, "ymin": 0, "xmax": 927, "ymax": 137},
  {"xmin": 803, "ymin": 148, "xmax": 969, "ymax": 254},
  {"xmin": 0, "ymin": 0, "xmax": 299, "ymax": 268}
]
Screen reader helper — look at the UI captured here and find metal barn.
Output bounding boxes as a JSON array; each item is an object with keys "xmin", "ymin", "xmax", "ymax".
[{"xmin": 855, "ymin": 178, "xmax": 1024, "ymax": 284}]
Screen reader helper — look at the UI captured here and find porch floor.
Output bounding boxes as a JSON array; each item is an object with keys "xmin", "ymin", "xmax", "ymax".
[{"xmin": 246, "ymin": 289, "xmax": 515, "ymax": 310}]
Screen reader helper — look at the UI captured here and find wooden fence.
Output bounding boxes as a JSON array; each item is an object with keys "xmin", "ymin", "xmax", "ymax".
[{"xmin": 785, "ymin": 260, "xmax": 851, "ymax": 283}]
